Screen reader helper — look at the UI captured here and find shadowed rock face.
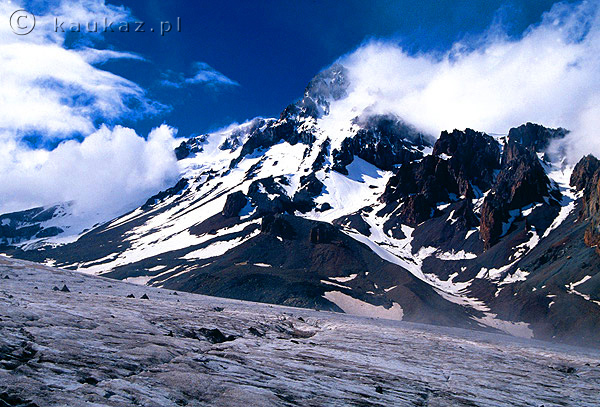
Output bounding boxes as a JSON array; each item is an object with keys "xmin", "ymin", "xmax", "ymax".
[
  {"xmin": 381, "ymin": 129, "xmax": 499, "ymax": 228},
  {"xmin": 293, "ymin": 173, "xmax": 324, "ymax": 209},
  {"xmin": 571, "ymin": 155, "xmax": 600, "ymax": 196},
  {"xmin": 222, "ymin": 191, "xmax": 248, "ymax": 218},
  {"xmin": 260, "ymin": 214, "xmax": 295, "ymax": 239},
  {"xmin": 247, "ymin": 177, "xmax": 292, "ymax": 215},
  {"xmin": 142, "ymin": 178, "xmax": 189, "ymax": 210},
  {"xmin": 332, "ymin": 114, "xmax": 431, "ymax": 173},
  {"xmin": 433, "ymin": 128, "xmax": 501, "ymax": 195},
  {"xmin": 333, "ymin": 213, "xmax": 372, "ymax": 236},
  {"xmin": 571, "ymin": 155, "xmax": 600, "ymax": 254},
  {"xmin": 507, "ymin": 122, "xmax": 568, "ymax": 154},
  {"xmin": 480, "ymin": 140, "xmax": 559, "ymax": 249},
  {"xmin": 309, "ymin": 223, "xmax": 337, "ymax": 244},
  {"xmin": 174, "ymin": 135, "xmax": 207, "ymax": 160}
]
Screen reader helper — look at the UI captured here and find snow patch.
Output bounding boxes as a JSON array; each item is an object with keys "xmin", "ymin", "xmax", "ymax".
[
  {"xmin": 436, "ymin": 250, "xmax": 477, "ymax": 261},
  {"xmin": 323, "ymin": 291, "xmax": 403, "ymax": 321},
  {"xmin": 329, "ymin": 274, "xmax": 358, "ymax": 283},
  {"xmin": 321, "ymin": 280, "xmax": 352, "ymax": 290},
  {"xmin": 473, "ymin": 314, "xmax": 533, "ymax": 339},
  {"xmin": 124, "ymin": 276, "xmax": 153, "ymax": 286}
]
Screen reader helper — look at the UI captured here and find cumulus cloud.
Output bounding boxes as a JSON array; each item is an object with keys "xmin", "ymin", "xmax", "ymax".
[
  {"xmin": 335, "ymin": 0, "xmax": 600, "ymax": 164},
  {"xmin": 0, "ymin": 125, "xmax": 179, "ymax": 217},
  {"xmin": 161, "ymin": 62, "xmax": 239, "ymax": 88},
  {"xmin": 0, "ymin": 0, "xmax": 176, "ymax": 216}
]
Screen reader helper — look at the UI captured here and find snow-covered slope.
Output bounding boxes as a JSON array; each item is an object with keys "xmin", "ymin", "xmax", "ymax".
[
  {"xmin": 2, "ymin": 66, "xmax": 599, "ymax": 345},
  {"xmin": 0, "ymin": 202, "xmax": 109, "ymax": 250}
]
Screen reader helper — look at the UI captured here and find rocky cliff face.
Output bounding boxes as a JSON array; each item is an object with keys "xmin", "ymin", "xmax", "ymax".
[
  {"xmin": 570, "ymin": 155, "xmax": 600, "ymax": 253},
  {"xmin": 507, "ymin": 122, "xmax": 568, "ymax": 154},
  {"xmin": 380, "ymin": 129, "xmax": 498, "ymax": 233},
  {"xmin": 480, "ymin": 140, "xmax": 559, "ymax": 249},
  {"xmin": 332, "ymin": 114, "xmax": 430, "ymax": 173}
]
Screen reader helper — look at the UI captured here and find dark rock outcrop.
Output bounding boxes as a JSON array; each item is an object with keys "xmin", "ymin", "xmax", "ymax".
[
  {"xmin": 480, "ymin": 140, "xmax": 556, "ymax": 249},
  {"xmin": 198, "ymin": 328, "xmax": 235, "ymax": 344},
  {"xmin": 570, "ymin": 155, "xmax": 600, "ymax": 193},
  {"xmin": 35, "ymin": 226, "xmax": 64, "ymax": 238},
  {"xmin": 332, "ymin": 114, "xmax": 430, "ymax": 173},
  {"xmin": 293, "ymin": 173, "xmax": 324, "ymax": 210},
  {"xmin": 433, "ymin": 128, "xmax": 501, "ymax": 195},
  {"xmin": 452, "ymin": 199, "xmax": 480, "ymax": 231},
  {"xmin": 174, "ymin": 135, "xmax": 207, "ymax": 160},
  {"xmin": 312, "ymin": 139, "xmax": 330, "ymax": 171},
  {"xmin": 507, "ymin": 122, "xmax": 568, "ymax": 153},
  {"xmin": 397, "ymin": 195, "xmax": 434, "ymax": 226},
  {"xmin": 333, "ymin": 213, "xmax": 371, "ymax": 236},
  {"xmin": 232, "ymin": 119, "xmax": 301, "ymax": 166},
  {"xmin": 381, "ymin": 129, "xmax": 500, "ymax": 228},
  {"xmin": 261, "ymin": 214, "xmax": 296, "ymax": 239},
  {"xmin": 142, "ymin": 178, "xmax": 189, "ymax": 210},
  {"xmin": 309, "ymin": 223, "xmax": 337, "ymax": 244},
  {"xmin": 571, "ymin": 155, "xmax": 600, "ymax": 254},
  {"xmin": 247, "ymin": 177, "xmax": 292, "ymax": 215},
  {"xmin": 222, "ymin": 191, "xmax": 248, "ymax": 218},
  {"xmin": 381, "ymin": 155, "xmax": 454, "ymax": 207}
]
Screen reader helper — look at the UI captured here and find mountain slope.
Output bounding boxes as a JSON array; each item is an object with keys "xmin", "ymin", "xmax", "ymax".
[{"xmin": 2, "ymin": 65, "xmax": 599, "ymax": 345}]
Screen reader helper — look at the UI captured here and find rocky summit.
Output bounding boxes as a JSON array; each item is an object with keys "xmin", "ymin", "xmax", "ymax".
[{"xmin": 1, "ymin": 65, "xmax": 599, "ymax": 348}]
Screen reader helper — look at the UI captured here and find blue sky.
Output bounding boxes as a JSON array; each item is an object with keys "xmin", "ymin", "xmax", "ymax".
[{"xmin": 91, "ymin": 0, "xmax": 570, "ymax": 137}]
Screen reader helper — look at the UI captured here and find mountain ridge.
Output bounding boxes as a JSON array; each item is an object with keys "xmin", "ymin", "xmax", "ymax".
[{"xmin": 1, "ymin": 64, "xmax": 599, "ymax": 346}]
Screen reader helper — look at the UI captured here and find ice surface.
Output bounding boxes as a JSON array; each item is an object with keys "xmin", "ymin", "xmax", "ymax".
[{"xmin": 1, "ymin": 256, "xmax": 599, "ymax": 407}]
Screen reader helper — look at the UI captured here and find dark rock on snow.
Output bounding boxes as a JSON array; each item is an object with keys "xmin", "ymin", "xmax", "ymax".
[{"xmin": 222, "ymin": 191, "xmax": 248, "ymax": 218}]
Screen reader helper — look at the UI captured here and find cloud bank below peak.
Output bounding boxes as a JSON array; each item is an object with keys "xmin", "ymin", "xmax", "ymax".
[
  {"xmin": 0, "ymin": 125, "xmax": 180, "ymax": 217},
  {"xmin": 334, "ymin": 0, "xmax": 600, "ymax": 163}
]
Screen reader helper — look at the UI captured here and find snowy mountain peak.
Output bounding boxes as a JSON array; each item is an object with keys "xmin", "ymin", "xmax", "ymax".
[{"xmin": 2, "ymin": 64, "xmax": 599, "ymax": 346}]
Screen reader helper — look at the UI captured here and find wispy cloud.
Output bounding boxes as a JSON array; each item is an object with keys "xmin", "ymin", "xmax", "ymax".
[
  {"xmin": 161, "ymin": 62, "xmax": 240, "ymax": 88},
  {"xmin": 187, "ymin": 62, "xmax": 240, "ymax": 86},
  {"xmin": 0, "ymin": 0, "xmax": 176, "ymax": 216},
  {"xmin": 0, "ymin": 0, "xmax": 162, "ymax": 139}
]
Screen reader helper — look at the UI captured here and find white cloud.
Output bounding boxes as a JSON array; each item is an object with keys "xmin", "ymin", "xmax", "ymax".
[
  {"xmin": 335, "ymin": 0, "xmax": 600, "ymax": 164},
  {"xmin": 161, "ymin": 62, "xmax": 239, "ymax": 88},
  {"xmin": 187, "ymin": 62, "xmax": 239, "ymax": 86},
  {"xmin": 0, "ymin": 0, "xmax": 175, "ymax": 217},
  {"xmin": 0, "ymin": 0, "xmax": 161, "ymax": 138},
  {"xmin": 0, "ymin": 125, "xmax": 179, "ymax": 217}
]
